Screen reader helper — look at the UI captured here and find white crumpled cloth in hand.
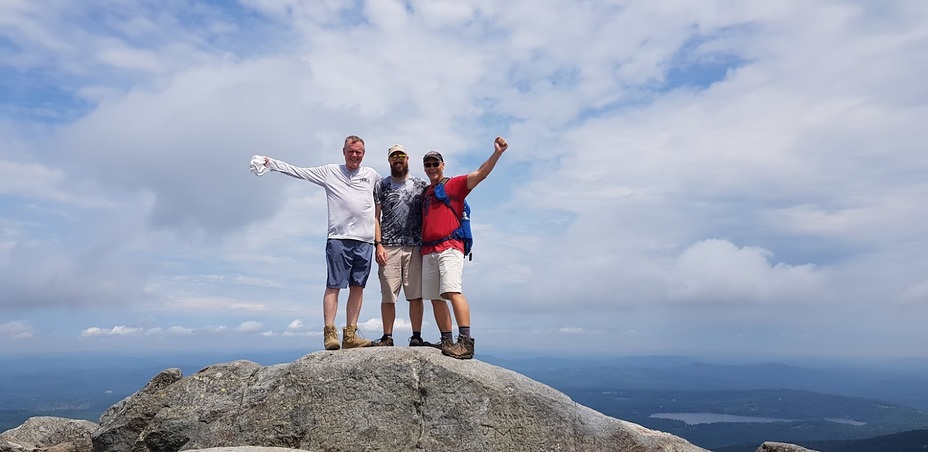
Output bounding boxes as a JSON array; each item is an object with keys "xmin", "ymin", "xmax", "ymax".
[{"xmin": 250, "ymin": 155, "xmax": 269, "ymax": 176}]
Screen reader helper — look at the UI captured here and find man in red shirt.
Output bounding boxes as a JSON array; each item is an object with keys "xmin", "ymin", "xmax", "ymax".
[{"xmin": 420, "ymin": 136, "xmax": 509, "ymax": 359}]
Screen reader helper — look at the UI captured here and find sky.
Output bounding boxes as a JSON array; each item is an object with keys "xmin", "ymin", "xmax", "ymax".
[{"xmin": 1, "ymin": 0, "xmax": 927, "ymax": 360}]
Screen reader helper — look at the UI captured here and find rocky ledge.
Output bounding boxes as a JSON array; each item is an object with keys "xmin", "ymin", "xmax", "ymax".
[{"xmin": 3, "ymin": 347, "xmax": 816, "ymax": 451}]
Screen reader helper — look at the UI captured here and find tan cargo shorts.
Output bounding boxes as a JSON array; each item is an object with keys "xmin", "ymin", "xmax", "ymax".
[{"xmin": 378, "ymin": 245, "xmax": 423, "ymax": 303}]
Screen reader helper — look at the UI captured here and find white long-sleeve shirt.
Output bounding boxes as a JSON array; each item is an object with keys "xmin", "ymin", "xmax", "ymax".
[{"xmin": 268, "ymin": 158, "xmax": 382, "ymax": 242}]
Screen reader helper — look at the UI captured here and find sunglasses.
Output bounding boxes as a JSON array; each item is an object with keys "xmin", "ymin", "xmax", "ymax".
[
  {"xmin": 424, "ymin": 161, "xmax": 441, "ymax": 168},
  {"xmin": 389, "ymin": 153, "xmax": 407, "ymax": 161}
]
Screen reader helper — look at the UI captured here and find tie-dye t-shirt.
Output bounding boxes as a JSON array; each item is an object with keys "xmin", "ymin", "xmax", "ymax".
[{"xmin": 374, "ymin": 176, "xmax": 429, "ymax": 246}]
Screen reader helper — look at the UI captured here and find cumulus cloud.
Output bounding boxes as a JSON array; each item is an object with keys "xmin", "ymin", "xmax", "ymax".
[
  {"xmin": 358, "ymin": 318, "xmax": 414, "ymax": 333},
  {"xmin": 281, "ymin": 330, "xmax": 317, "ymax": 337},
  {"xmin": 82, "ymin": 323, "xmax": 253, "ymax": 338},
  {"xmin": 665, "ymin": 239, "xmax": 826, "ymax": 305},
  {"xmin": 3, "ymin": 0, "xmax": 928, "ymax": 357},
  {"xmin": 165, "ymin": 325, "xmax": 195, "ymax": 336},
  {"xmin": 0, "ymin": 238, "xmax": 151, "ymax": 311},
  {"xmin": 0, "ymin": 160, "xmax": 109, "ymax": 206},
  {"xmin": 236, "ymin": 321, "xmax": 263, "ymax": 332},
  {"xmin": 0, "ymin": 321, "xmax": 35, "ymax": 339},
  {"xmin": 81, "ymin": 326, "xmax": 142, "ymax": 337}
]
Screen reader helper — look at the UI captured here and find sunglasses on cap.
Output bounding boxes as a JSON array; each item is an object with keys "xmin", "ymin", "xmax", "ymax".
[
  {"xmin": 389, "ymin": 153, "xmax": 407, "ymax": 161},
  {"xmin": 423, "ymin": 161, "xmax": 441, "ymax": 168}
]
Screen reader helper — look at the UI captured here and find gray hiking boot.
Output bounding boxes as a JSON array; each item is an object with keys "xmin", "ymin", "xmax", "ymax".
[
  {"xmin": 441, "ymin": 335, "xmax": 474, "ymax": 360},
  {"xmin": 408, "ymin": 336, "xmax": 436, "ymax": 347}
]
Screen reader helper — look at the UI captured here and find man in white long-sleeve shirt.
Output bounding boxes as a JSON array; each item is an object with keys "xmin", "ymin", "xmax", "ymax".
[{"xmin": 264, "ymin": 135, "xmax": 382, "ymax": 350}]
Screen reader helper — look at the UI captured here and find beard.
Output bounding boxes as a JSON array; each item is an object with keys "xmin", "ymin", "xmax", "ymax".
[{"xmin": 391, "ymin": 162, "xmax": 409, "ymax": 178}]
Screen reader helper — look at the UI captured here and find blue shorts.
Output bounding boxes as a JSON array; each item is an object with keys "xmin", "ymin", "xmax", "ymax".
[{"xmin": 325, "ymin": 239, "xmax": 374, "ymax": 289}]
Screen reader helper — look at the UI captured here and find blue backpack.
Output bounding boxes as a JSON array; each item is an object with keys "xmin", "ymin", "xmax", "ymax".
[{"xmin": 426, "ymin": 177, "xmax": 473, "ymax": 261}]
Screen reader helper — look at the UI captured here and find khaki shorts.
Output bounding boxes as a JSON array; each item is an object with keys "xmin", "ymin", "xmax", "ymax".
[
  {"xmin": 422, "ymin": 248, "xmax": 464, "ymax": 301},
  {"xmin": 378, "ymin": 245, "xmax": 423, "ymax": 303}
]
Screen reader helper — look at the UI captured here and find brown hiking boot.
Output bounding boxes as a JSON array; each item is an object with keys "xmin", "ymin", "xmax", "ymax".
[
  {"xmin": 371, "ymin": 335, "xmax": 394, "ymax": 346},
  {"xmin": 323, "ymin": 324, "xmax": 340, "ymax": 350},
  {"xmin": 441, "ymin": 335, "xmax": 474, "ymax": 360},
  {"xmin": 342, "ymin": 324, "xmax": 371, "ymax": 349},
  {"xmin": 427, "ymin": 336, "xmax": 454, "ymax": 350}
]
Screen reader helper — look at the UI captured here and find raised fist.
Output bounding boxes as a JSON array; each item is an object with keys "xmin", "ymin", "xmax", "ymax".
[{"xmin": 495, "ymin": 136, "xmax": 508, "ymax": 153}]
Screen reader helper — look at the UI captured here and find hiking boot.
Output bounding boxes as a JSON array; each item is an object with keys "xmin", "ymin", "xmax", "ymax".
[
  {"xmin": 441, "ymin": 335, "xmax": 475, "ymax": 360},
  {"xmin": 408, "ymin": 336, "xmax": 436, "ymax": 347},
  {"xmin": 371, "ymin": 335, "xmax": 394, "ymax": 347},
  {"xmin": 323, "ymin": 324, "xmax": 340, "ymax": 351},
  {"xmin": 342, "ymin": 324, "xmax": 371, "ymax": 349},
  {"xmin": 431, "ymin": 336, "xmax": 455, "ymax": 350}
]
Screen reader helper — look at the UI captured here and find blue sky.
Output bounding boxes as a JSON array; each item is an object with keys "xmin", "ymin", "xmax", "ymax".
[{"xmin": 1, "ymin": 0, "xmax": 927, "ymax": 359}]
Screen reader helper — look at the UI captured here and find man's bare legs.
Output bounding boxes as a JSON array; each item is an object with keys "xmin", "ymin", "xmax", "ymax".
[
  {"xmin": 375, "ymin": 297, "xmax": 428, "ymax": 346},
  {"xmin": 323, "ymin": 285, "xmax": 368, "ymax": 348},
  {"xmin": 323, "ymin": 285, "xmax": 364, "ymax": 326},
  {"xmin": 436, "ymin": 292, "xmax": 474, "ymax": 359},
  {"xmin": 334, "ymin": 285, "xmax": 369, "ymax": 348},
  {"xmin": 381, "ymin": 303, "xmax": 396, "ymax": 335},
  {"xmin": 322, "ymin": 287, "xmax": 340, "ymax": 350},
  {"xmin": 346, "ymin": 285, "xmax": 364, "ymax": 325},
  {"xmin": 323, "ymin": 287, "xmax": 340, "ymax": 325},
  {"xmin": 409, "ymin": 298, "xmax": 424, "ymax": 332},
  {"xmin": 444, "ymin": 292, "xmax": 470, "ymax": 329},
  {"xmin": 431, "ymin": 297, "xmax": 454, "ymax": 333}
]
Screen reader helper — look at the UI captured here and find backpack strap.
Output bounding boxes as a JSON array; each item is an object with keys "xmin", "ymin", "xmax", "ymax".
[{"xmin": 434, "ymin": 177, "xmax": 461, "ymax": 221}]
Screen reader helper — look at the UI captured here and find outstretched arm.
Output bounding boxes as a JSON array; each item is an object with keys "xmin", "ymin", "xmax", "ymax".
[
  {"xmin": 465, "ymin": 136, "xmax": 509, "ymax": 190},
  {"xmin": 263, "ymin": 156, "xmax": 327, "ymax": 186}
]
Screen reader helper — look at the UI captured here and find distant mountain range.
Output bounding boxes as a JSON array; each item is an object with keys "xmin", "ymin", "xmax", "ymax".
[
  {"xmin": 480, "ymin": 353, "xmax": 928, "ymax": 449},
  {"xmin": 716, "ymin": 429, "xmax": 928, "ymax": 452},
  {"xmin": 481, "ymin": 353, "xmax": 928, "ymax": 409}
]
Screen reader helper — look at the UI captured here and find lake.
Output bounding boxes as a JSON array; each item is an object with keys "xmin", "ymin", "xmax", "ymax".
[
  {"xmin": 650, "ymin": 412, "xmax": 797, "ymax": 425},
  {"xmin": 650, "ymin": 413, "xmax": 867, "ymax": 426}
]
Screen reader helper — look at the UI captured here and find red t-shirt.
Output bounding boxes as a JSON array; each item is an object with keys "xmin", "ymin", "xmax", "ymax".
[{"xmin": 421, "ymin": 175, "xmax": 471, "ymax": 255}]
